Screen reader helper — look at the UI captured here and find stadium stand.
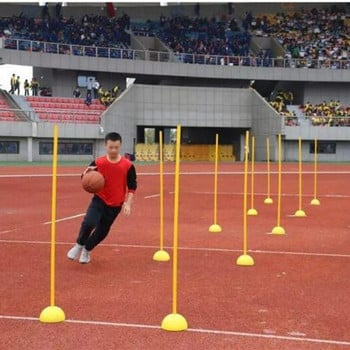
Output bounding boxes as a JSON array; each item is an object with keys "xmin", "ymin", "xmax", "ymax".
[
  {"xmin": 269, "ymin": 90, "xmax": 299, "ymax": 126},
  {"xmin": 246, "ymin": 7, "xmax": 350, "ymax": 68},
  {"xmin": 0, "ymin": 95, "xmax": 16, "ymax": 121},
  {"xmin": 0, "ymin": 13, "xmax": 130, "ymax": 54},
  {"xmin": 301, "ymin": 100, "xmax": 350, "ymax": 126},
  {"xmin": 26, "ymin": 96, "xmax": 106, "ymax": 124},
  {"xmin": 132, "ymin": 15, "xmax": 252, "ymax": 64}
]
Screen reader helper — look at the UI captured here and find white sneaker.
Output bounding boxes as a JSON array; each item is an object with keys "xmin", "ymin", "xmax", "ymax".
[
  {"xmin": 79, "ymin": 248, "xmax": 91, "ymax": 264},
  {"xmin": 67, "ymin": 243, "xmax": 83, "ymax": 260}
]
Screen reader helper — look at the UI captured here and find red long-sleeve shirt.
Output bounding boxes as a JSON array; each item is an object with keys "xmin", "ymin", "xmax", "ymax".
[{"xmin": 91, "ymin": 156, "xmax": 137, "ymax": 207}]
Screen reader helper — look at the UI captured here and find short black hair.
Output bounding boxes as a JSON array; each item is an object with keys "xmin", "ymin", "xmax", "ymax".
[{"xmin": 105, "ymin": 132, "xmax": 122, "ymax": 143}]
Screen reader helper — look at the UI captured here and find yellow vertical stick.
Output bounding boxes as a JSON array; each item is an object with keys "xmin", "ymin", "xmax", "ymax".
[
  {"xmin": 271, "ymin": 134, "xmax": 285, "ymax": 234},
  {"xmin": 244, "ymin": 133, "xmax": 249, "ymax": 254},
  {"xmin": 236, "ymin": 130, "xmax": 254, "ymax": 266},
  {"xmin": 172, "ymin": 125, "xmax": 181, "ymax": 314},
  {"xmin": 50, "ymin": 124, "xmax": 58, "ymax": 306},
  {"xmin": 311, "ymin": 139, "xmax": 321, "ymax": 205},
  {"xmin": 39, "ymin": 124, "xmax": 65, "ymax": 323},
  {"xmin": 294, "ymin": 138, "xmax": 306, "ymax": 216},
  {"xmin": 264, "ymin": 137, "xmax": 273, "ymax": 204},
  {"xmin": 247, "ymin": 136, "xmax": 257, "ymax": 215},
  {"xmin": 153, "ymin": 131, "xmax": 170, "ymax": 261},
  {"xmin": 209, "ymin": 134, "xmax": 222, "ymax": 233},
  {"xmin": 161, "ymin": 125, "xmax": 188, "ymax": 331},
  {"xmin": 160, "ymin": 131, "xmax": 164, "ymax": 249}
]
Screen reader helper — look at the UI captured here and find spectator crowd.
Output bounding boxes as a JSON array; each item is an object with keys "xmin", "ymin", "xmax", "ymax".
[
  {"xmin": 301, "ymin": 100, "xmax": 350, "ymax": 126},
  {"xmin": 245, "ymin": 6, "xmax": 350, "ymax": 67},
  {"xmin": 0, "ymin": 13, "xmax": 131, "ymax": 55},
  {"xmin": 269, "ymin": 90, "xmax": 298, "ymax": 125}
]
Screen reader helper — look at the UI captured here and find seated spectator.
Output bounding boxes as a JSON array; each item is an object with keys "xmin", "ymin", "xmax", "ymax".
[
  {"xmin": 85, "ymin": 91, "xmax": 92, "ymax": 106},
  {"xmin": 300, "ymin": 99, "xmax": 350, "ymax": 126},
  {"xmin": 73, "ymin": 86, "xmax": 81, "ymax": 98}
]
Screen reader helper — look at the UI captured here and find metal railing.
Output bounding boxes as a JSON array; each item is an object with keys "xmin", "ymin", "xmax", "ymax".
[{"xmin": 2, "ymin": 37, "xmax": 350, "ymax": 69}]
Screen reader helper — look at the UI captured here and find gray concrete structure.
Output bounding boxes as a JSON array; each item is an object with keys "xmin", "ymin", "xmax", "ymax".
[
  {"xmin": 2, "ymin": 42, "xmax": 350, "ymax": 83},
  {"xmin": 1, "ymin": 83, "xmax": 350, "ymax": 162}
]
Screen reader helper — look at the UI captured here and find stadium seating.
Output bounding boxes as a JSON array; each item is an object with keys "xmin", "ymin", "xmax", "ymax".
[
  {"xmin": 0, "ymin": 13, "xmax": 130, "ymax": 50},
  {"xmin": 245, "ymin": 7, "xmax": 348, "ymax": 63},
  {"xmin": 26, "ymin": 96, "xmax": 106, "ymax": 124},
  {"xmin": 0, "ymin": 96, "xmax": 16, "ymax": 121},
  {"xmin": 133, "ymin": 16, "xmax": 251, "ymax": 60},
  {"xmin": 300, "ymin": 100, "xmax": 350, "ymax": 126}
]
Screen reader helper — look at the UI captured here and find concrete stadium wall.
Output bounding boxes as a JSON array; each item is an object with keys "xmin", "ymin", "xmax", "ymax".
[
  {"xmin": 32, "ymin": 68, "xmax": 126, "ymax": 98},
  {"xmin": 2, "ymin": 47, "xmax": 350, "ymax": 83},
  {"xmin": 250, "ymin": 89, "xmax": 284, "ymax": 161},
  {"xmin": 303, "ymin": 82, "xmax": 350, "ymax": 105},
  {"xmin": 102, "ymin": 84, "xmax": 255, "ymax": 158},
  {"xmin": 284, "ymin": 141, "xmax": 350, "ymax": 162},
  {"xmin": 0, "ymin": 121, "xmax": 103, "ymax": 161}
]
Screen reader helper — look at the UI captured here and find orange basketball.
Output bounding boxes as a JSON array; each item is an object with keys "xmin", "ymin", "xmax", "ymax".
[{"xmin": 82, "ymin": 171, "xmax": 105, "ymax": 193}]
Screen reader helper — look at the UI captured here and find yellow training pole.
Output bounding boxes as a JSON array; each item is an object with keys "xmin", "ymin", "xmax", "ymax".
[
  {"xmin": 264, "ymin": 137, "xmax": 273, "ymax": 204},
  {"xmin": 153, "ymin": 131, "xmax": 170, "ymax": 261},
  {"xmin": 247, "ymin": 136, "xmax": 258, "ymax": 215},
  {"xmin": 294, "ymin": 137, "xmax": 306, "ymax": 217},
  {"xmin": 39, "ymin": 125, "xmax": 66, "ymax": 323},
  {"xmin": 271, "ymin": 134, "xmax": 286, "ymax": 235},
  {"xmin": 209, "ymin": 133, "xmax": 222, "ymax": 233},
  {"xmin": 161, "ymin": 125, "xmax": 188, "ymax": 332},
  {"xmin": 311, "ymin": 139, "xmax": 321, "ymax": 205},
  {"xmin": 236, "ymin": 130, "xmax": 254, "ymax": 266}
]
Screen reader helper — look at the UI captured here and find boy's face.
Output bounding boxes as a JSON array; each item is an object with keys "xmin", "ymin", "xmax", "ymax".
[{"xmin": 105, "ymin": 140, "xmax": 121, "ymax": 159}]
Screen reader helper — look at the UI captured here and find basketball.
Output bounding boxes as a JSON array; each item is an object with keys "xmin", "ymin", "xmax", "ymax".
[{"xmin": 82, "ymin": 171, "xmax": 105, "ymax": 193}]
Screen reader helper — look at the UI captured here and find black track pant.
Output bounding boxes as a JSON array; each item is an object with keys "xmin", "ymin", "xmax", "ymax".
[{"xmin": 77, "ymin": 196, "xmax": 122, "ymax": 251}]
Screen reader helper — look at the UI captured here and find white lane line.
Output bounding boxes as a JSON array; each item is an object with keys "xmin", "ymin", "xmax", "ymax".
[
  {"xmin": 0, "ymin": 315, "xmax": 349, "ymax": 346},
  {"xmin": 144, "ymin": 194, "xmax": 160, "ymax": 199},
  {"xmin": 0, "ymin": 174, "xmax": 78, "ymax": 178},
  {"xmin": 0, "ymin": 240, "xmax": 349, "ymax": 258},
  {"xmin": 0, "ymin": 229, "xmax": 18, "ymax": 235},
  {"xmin": 186, "ymin": 327, "xmax": 350, "ymax": 347},
  {"xmin": 43, "ymin": 213, "xmax": 85, "ymax": 225},
  {"xmin": 1, "ymin": 170, "xmax": 350, "ymax": 178},
  {"xmin": 144, "ymin": 192, "xmax": 174, "ymax": 199},
  {"xmin": 192, "ymin": 191, "xmax": 350, "ymax": 198}
]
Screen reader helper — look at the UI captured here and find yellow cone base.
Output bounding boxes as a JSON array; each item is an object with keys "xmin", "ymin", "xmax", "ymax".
[
  {"xmin": 264, "ymin": 197, "xmax": 273, "ymax": 204},
  {"xmin": 153, "ymin": 250, "xmax": 170, "ymax": 262},
  {"xmin": 247, "ymin": 208, "xmax": 258, "ymax": 216},
  {"xmin": 209, "ymin": 224, "xmax": 222, "ymax": 233},
  {"xmin": 39, "ymin": 306, "xmax": 66, "ymax": 323},
  {"xmin": 310, "ymin": 198, "xmax": 320, "ymax": 206},
  {"xmin": 294, "ymin": 209, "xmax": 306, "ymax": 217},
  {"xmin": 236, "ymin": 254, "xmax": 255, "ymax": 266},
  {"xmin": 161, "ymin": 313, "xmax": 188, "ymax": 332},
  {"xmin": 271, "ymin": 226, "xmax": 286, "ymax": 235}
]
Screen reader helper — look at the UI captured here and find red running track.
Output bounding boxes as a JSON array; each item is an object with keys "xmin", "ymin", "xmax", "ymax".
[{"xmin": 0, "ymin": 162, "xmax": 349, "ymax": 349}]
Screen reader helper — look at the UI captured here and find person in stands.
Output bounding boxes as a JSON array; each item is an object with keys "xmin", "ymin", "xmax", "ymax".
[
  {"xmin": 73, "ymin": 86, "xmax": 81, "ymax": 98},
  {"xmin": 9, "ymin": 74, "xmax": 16, "ymax": 94},
  {"xmin": 24, "ymin": 79, "xmax": 30, "ymax": 96}
]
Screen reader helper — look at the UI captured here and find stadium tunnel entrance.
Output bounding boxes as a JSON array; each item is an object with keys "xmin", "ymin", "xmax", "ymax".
[{"xmin": 135, "ymin": 126, "xmax": 244, "ymax": 162}]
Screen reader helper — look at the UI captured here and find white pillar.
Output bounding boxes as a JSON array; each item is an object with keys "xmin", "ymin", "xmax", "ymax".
[{"xmin": 27, "ymin": 137, "xmax": 33, "ymax": 162}]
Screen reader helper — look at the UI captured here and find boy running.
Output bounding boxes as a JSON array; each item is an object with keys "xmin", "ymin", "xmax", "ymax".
[{"xmin": 67, "ymin": 132, "xmax": 137, "ymax": 264}]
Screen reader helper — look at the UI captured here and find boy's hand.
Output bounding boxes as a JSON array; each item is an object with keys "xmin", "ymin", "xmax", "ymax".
[
  {"xmin": 83, "ymin": 166, "xmax": 97, "ymax": 176},
  {"xmin": 123, "ymin": 203, "xmax": 131, "ymax": 217}
]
